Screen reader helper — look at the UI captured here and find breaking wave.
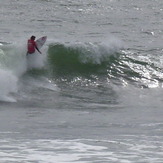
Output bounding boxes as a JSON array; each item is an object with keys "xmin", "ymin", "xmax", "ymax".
[{"xmin": 0, "ymin": 39, "xmax": 163, "ymax": 102}]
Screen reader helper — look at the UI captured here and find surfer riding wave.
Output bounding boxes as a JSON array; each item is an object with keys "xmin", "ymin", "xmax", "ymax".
[{"xmin": 27, "ymin": 36, "xmax": 42, "ymax": 55}]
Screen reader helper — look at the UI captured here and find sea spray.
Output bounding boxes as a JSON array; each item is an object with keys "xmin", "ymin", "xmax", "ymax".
[
  {"xmin": 0, "ymin": 44, "xmax": 27, "ymax": 102},
  {"xmin": 26, "ymin": 53, "xmax": 46, "ymax": 70},
  {"xmin": 0, "ymin": 41, "xmax": 49, "ymax": 102},
  {"xmin": 0, "ymin": 43, "xmax": 28, "ymax": 75},
  {"xmin": 0, "ymin": 69, "xmax": 18, "ymax": 102}
]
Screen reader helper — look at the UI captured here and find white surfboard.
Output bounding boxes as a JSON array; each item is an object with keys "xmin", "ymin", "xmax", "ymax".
[{"xmin": 36, "ymin": 36, "xmax": 47, "ymax": 49}]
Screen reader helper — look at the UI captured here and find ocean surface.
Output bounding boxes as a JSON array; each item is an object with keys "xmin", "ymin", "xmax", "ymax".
[{"xmin": 0, "ymin": 0, "xmax": 163, "ymax": 162}]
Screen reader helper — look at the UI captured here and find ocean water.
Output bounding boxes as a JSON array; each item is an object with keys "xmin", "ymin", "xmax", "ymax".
[{"xmin": 0, "ymin": 0, "xmax": 163, "ymax": 162}]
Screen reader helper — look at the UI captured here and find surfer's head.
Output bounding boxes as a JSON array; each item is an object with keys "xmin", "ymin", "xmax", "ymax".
[{"xmin": 31, "ymin": 36, "xmax": 36, "ymax": 40}]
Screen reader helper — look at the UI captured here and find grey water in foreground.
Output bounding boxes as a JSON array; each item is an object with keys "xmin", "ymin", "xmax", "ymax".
[{"xmin": 0, "ymin": 0, "xmax": 163, "ymax": 162}]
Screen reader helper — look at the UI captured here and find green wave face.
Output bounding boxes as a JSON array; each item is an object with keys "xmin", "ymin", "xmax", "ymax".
[{"xmin": 47, "ymin": 43, "xmax": 119, "ymax": 77}]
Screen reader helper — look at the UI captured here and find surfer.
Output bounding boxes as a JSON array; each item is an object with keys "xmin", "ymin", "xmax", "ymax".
[{"xmin": 27, "ymin": 36, "xmax": 41, "ymax": 55}]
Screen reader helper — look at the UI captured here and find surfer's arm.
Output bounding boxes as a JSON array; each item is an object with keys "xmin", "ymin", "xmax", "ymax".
[{"xmin": 35, "ymin": 44, "xmax": 42, "ymax": 54}]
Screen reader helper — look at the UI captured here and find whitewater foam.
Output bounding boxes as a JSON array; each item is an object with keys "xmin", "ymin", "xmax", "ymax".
[
  {"xmin": 0, "ymin": 41, "xmax": 49, "ymax": 102},
  {"xmin": 26, "ymin": 53, "xmax": 46, "ymax": 70},
  {"xmin": 0, "ymin": 69, "xmax": 18, "ymax": 102},
  {"xmin": 68, "ymin": 37, "xmax": 124, "ymax": 64},
  {"xmin": 0, "ymin": 137, "xmax": 162, "ymax": 163}
]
